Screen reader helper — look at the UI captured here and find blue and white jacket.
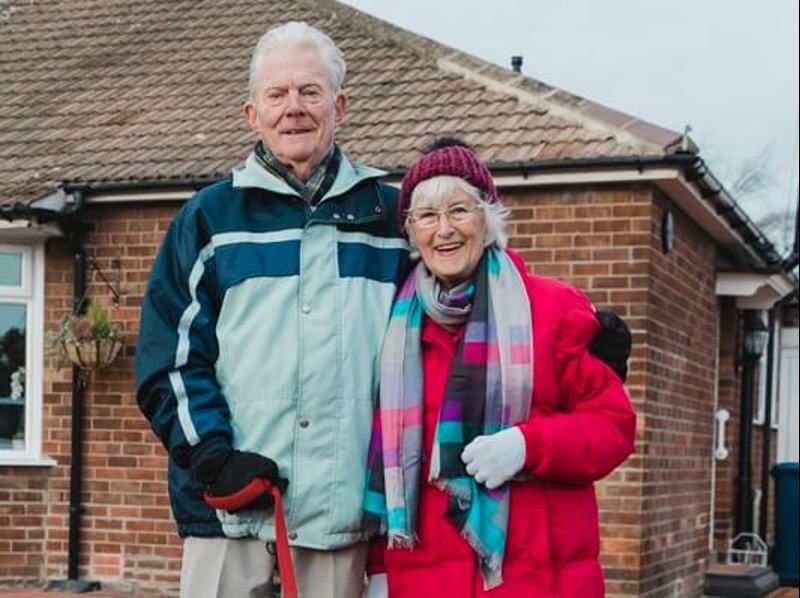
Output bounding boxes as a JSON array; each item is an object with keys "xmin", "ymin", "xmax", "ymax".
[{"xmin": 135, "ymin": 151, "xmax": 409, "ymax": 548}]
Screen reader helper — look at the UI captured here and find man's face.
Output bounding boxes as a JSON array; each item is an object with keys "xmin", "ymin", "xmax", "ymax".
[{"xmin": 244, "ymin": 44, "xmax": 347, "ymax": 182}]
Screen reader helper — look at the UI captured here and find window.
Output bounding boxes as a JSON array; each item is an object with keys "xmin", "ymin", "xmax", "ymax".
[
  {"xmin": 753, "ymin": 320, "xmax": 780, "ymax": 429},
  {"xmin": 0, "ymin": 242, "xmax": 51, "ymax": 465}
]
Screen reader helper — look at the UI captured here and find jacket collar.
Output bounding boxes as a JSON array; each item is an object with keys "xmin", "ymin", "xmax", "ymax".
[{"xmin": 232, "ymin": 148, "xmax": 386, "ymax": 201}]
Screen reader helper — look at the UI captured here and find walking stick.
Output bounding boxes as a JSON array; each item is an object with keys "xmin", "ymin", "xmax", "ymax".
[{"xmin": 204, "ymin": 479, "xmax": 297, "ymax": 598}]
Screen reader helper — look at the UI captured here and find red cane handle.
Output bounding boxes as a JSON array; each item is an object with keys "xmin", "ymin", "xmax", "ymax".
[
  {"xmin": 203, "ymin": 478, "xmax": 269, "ymax": 511},
  {"xmin": 204, "ymin": 479, "xmax": 297, "ymax": 598}
]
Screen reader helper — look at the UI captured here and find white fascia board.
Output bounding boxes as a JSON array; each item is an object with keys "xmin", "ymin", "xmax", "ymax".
[
  {"xmin": 492, "ymin": 167, "xmax": 765, "ymax": 265},
  {"xmin": 716, "ymin": 272, "xmax": 796, "ymax": 309},
  {"xmin": 493, "ymin": 167, "xmax": 678, "ymax": 188}
]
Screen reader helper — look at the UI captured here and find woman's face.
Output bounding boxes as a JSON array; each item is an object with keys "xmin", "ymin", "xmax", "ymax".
[{"xmin": 409, "ymin": 187, "xmax": 487, "ymax": 289}]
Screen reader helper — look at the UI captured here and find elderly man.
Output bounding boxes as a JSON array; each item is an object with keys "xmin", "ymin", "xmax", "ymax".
[{"xmin": 135, "ymin": 21, "xmax": 630, "ymax": 598}]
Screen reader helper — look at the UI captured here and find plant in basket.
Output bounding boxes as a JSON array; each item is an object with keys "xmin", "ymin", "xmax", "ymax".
[{"xmin": 50, "ymin": 300, "xmax": 123, "ymax": 371}]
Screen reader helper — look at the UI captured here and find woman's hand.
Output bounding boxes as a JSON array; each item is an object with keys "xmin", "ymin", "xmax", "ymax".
[{"xmin": 461, "ymin": 427, "xmax": 526, "ymax": 489}]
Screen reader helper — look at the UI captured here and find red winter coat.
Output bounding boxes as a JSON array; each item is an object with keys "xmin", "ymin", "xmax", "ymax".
[{"xmin": 368, "ymin": 251, "xmax": 636, "ymax": 597}]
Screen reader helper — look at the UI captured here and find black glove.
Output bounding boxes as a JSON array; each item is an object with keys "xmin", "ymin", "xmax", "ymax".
[
  {"xmin": 194, "ymin": 449, "xmax": 288, "ymax": 513},
  {"xmin": 589, "ymin": 310, "xmax": 631, "ymax": 382}
]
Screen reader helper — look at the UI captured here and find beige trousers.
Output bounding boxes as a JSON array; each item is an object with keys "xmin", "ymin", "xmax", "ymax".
[{"xmin": 180, "ymin": 536, "xmax": 368, "ymax": 598}]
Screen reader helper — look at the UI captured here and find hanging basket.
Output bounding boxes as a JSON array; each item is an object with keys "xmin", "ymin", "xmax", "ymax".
[{"xmin": 59, "ymin": 337, "xmax": 124, "ymax": 371}]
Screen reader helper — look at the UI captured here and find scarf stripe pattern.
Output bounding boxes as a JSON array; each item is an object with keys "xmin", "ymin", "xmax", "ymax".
[{"xmin": 364, "ymin": 248, "xmax": 533, "ymax": 589}]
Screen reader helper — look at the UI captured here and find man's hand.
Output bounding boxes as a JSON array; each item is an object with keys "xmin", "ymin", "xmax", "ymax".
[
  {"xmin": 194, "ymin": 449, "xmax": 287, "ymax": 513},
  {"xmin": 589, "ymin": 310, "xmax": 632, "ymax": 382},
  {"xmin": 461, "ymin": 427, "xmax": 526, "ymax": 490}
]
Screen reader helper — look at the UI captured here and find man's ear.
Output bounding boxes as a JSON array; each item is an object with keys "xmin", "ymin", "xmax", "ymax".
[
  {"xmin": 243, "ymin": 101, "xmax": 259, "ymax": 132},
  {"xmin": 334, "ymin": 93, "xmax": 348, "ymax": 126}
]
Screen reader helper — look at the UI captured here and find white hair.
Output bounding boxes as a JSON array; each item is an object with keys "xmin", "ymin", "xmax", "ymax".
[
  {"xmin": 405, "ymin": 175, "xmax": 509, "ymax": 255},
  {"xmin": 248, "ymin": 21, "xmax": 347, "ymax": 100}
]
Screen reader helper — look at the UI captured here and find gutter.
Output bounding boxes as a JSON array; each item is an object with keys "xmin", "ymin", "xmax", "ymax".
[{"xmin": 61, "ymin": 176, "xmax": 219, "ymax": 192}]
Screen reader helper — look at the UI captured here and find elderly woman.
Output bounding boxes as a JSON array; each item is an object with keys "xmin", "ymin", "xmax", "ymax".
[{"xmin": 363, "ymin": 140, "xmax": 636, "ymax": 597}]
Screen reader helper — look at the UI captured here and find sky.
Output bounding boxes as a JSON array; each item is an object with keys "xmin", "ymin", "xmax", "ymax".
[{"xmin": 339, "ymin": 0, "xmax": 799, "ymax": 252}]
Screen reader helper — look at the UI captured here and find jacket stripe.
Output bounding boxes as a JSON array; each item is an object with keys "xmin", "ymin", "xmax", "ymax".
[
  {"xmin": 215, "ymin": 242, "xmax": 302, "ymax": 287},
  {"xmin": 169, "ymin": 370, "xmax": 200, "ymax": 445},
  {"xmin": 337, "ymin": 231, "xmax": 409, "ymax": 250},
  {"xmin": 338, "ymin": 243, "xmax": 408, "ymax": 283},
  {"xmin": 171, "ymin": 242, "xmax": 215, "ymax": 445},
  {"xmin": 214, "ymin": 230, "xmax": 304, "ymax": 246},
  {"xmin": 175, "ymin": 243, "xmax": 215, "ymax": 369}
]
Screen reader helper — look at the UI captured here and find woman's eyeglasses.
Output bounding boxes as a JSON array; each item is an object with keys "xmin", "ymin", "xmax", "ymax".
[{"xmin": 408, "ymin": 203, "xmax": 482, "ymax": 229}]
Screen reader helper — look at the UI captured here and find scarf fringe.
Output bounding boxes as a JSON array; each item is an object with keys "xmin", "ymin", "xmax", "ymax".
[
  {"xmin": 387, "ymin": 531, "xmax": 417, "ymax": 549},
  {"xmin": 460, "ymin": 525, "xmax": 504, "ymax": 590}
]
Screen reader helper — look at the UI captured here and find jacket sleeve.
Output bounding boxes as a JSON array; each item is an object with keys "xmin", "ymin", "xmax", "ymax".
[
  {"xmin": 517, "ymin": 286, "xmax": 636, "ymax": 483},
  {"xmin": 135, "ymin": 200, "xmax": 232, "ymax": 468}
]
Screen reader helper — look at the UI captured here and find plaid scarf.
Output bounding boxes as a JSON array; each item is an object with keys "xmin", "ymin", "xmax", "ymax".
[
  {"xmin": 254, "ymin": 141, "xmax": 340, "ymax": 205},
  {"xmin": 364, "ymin": 248, "xmax": 534, "ymax": 590}
]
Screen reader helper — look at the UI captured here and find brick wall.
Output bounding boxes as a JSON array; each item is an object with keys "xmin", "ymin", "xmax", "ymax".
[
  {"xmin": 636, "ymin": 193, "xmax": 719, "ymax": 597},
  {"xmin": 0, "ymin": 468, "xmax": 50, "ymax": 582},
  {"xmin": 505, "ymin": 184, "xmax": 651, "ymax": 596}
]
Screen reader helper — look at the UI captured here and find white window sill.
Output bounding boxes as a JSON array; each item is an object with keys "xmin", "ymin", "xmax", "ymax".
[
  {"xmin": 0, "ymin": 455, "xmax": 57, "ymax": 467},
  {"xmin": 752, "ymin": 419, "xmax": 780, "ymax": 430}
]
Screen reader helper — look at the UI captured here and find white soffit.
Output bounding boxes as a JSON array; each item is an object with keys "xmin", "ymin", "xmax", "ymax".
[
  {"xmin": 0, "ymin": 219, "xmax": 61, "ymax": 241},
  {"xmin": 716, "ymin": 272, "xmax": 796, "ymax": 310}
]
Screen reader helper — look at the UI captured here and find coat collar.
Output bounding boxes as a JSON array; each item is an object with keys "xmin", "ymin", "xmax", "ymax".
[{"xmin": 232, "ymin": 148, "xmax": 386, "ymax": 201}]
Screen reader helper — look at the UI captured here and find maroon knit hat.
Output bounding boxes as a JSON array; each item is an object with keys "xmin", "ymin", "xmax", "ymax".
[{"xmin": 398, "ymin": 139, "xmax": 497, "ymax": 227}]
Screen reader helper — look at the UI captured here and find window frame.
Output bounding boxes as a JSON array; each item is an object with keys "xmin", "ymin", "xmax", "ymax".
[
  {"xmin": 0, "ymin": 241, "xmax": 54, "ymax": 466},
  {"xmin": 753, "ymin": 319, "xmax": 780, "ymax": 430},
  {"xmin": 0, "ymin": 244, "xmax": 31, "ymax": 296}
]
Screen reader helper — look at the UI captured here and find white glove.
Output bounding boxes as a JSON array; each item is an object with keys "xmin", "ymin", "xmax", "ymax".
[
  {"xmin": 365, "ymin": 573, "xmax": 388, "ymax": 598},
  {"xmin": 461, "ymin": 426, "xmax": 526, "ymax": 490}
]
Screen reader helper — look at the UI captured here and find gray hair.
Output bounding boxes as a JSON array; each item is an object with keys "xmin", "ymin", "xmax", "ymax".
[
  {"xmin": 405, "ymin": 175, "xmax": 509, "ymax": 254},
  {"xmin": 248, "ymin": 21, "xmax": 347, "ymax": 100}
]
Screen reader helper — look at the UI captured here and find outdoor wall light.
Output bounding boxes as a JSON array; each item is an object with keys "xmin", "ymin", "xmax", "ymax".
[
  {"xmin": 742, "ymin": 310, "xmax": 769, "ymax": 360},
  {"xmin": 661, "ymin": 209, "xmax": 674, "ymax": 254}
]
